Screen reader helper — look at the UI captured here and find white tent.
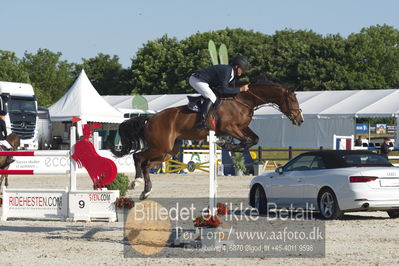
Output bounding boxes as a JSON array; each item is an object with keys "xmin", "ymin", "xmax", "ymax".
[
  {"xmin": 103, "ymin": 89, "xmax": 399, "ymax": 148},
  {"xmin": 101, "ymin": 95, "xmax": 156, "ymax": 116},
  {"xmin": 252, "ymin": 89, "xmax": 399, "ymax": 148},
  {"xmin": 103, "ymin": 94, "xmax": 195, "ymax": 112},
  {"xmin": 49, "ymin": 70, "xmax": 124, "ymax": 123}
]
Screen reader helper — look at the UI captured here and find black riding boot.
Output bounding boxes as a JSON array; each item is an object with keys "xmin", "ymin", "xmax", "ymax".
[{"xmin": 196, "ymin": 99, "xmax": 213, "ymax": 130}]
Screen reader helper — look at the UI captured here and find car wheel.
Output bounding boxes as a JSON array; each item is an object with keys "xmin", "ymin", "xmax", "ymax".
[
  {"xmin": 252, "ymin": 185, "xmax": 267, "ymax": 214},
  {"xmin": 318, "ymin": 189, "xmax": 344, "ymax": 220},
  {"xmin": 387, "ymin": 210, "xmax": 399, "ymax": 218}
]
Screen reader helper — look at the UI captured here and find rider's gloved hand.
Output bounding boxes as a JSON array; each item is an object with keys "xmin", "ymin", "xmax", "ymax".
[{"xmin": 240, "ymin": 84, "xmax": 249, "ymax": 92}]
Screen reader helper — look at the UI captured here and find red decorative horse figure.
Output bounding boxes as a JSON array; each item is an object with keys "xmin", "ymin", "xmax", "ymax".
[{"xmin": 71, "ymin": 123, "xmax": 117, "ymax": 189}]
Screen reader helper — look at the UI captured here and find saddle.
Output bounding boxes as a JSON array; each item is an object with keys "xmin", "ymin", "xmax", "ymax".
[{"xmin": 186, "ymin": 96, "xmax": 223, "ymax": 113}]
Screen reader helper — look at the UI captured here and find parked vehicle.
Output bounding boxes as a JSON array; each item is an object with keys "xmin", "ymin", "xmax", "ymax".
[
  {"xmin": 37, "ymin": 107, "xmax": 52, "ymax": 149},
  {"xmin": 249, "ymin": 150, "xmax": 399, "ymax": 219},
  {"xmin": 0, "ymin": 81, "xmax": 39, "ymax": 150}
]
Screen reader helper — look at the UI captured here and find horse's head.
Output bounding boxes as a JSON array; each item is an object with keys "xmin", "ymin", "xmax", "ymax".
[
  {"xmin": 247, "ymin": 80, "xmax": 304, "ymax": 126},
  {"xmin": 279, "ymin": 87, "xmax": 304, "ymax": 126},
  {"xmin": 6, "ymin": 133, "xmax": 20, "ymax": 151}
]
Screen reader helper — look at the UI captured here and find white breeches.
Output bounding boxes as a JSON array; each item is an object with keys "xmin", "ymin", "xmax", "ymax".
[
  {"xmin": 0, "ymin": 140, "xmax": 12, "ymax": 149},
  {"xmin": 189, "ymin": 75, "xmax": 217, "ymax": 103}
]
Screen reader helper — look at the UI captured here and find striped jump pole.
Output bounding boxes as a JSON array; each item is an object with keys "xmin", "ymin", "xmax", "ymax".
[
  {"xmin": 0, "ymin": 125, "xmax": 119, "ymax": 223},
  {"xmin": 0, "ymin": 150, "xmax": 70, "ymax": 156},
  {"xmin": 0, "ymin": 169, "xmax": 69, "ymax": 175},
  {"xmin": 0, "ymin": 126, "xmax": 77, "ymax": 190}
]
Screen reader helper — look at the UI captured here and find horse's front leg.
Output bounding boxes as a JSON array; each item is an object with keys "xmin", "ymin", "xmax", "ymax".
[
  {"xmin": 240, "ymin": 127, "xmax": 259, "ymax": 149},
  {"xmin": 221, "ymin": 126, "xmax": 258, "ymax": 152}
]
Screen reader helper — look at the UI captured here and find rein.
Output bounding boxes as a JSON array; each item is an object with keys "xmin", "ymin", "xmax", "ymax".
[
  {"xmin": 247, "ymin": 88, "xmax": 302, "ymax": 114},
  {"xmin": 246, "ymin": 90, "xmax": 281, "ymax": 111},
  {"xmin": 222, "ymin": 86, "xmax": 302, "ymax": 120}
]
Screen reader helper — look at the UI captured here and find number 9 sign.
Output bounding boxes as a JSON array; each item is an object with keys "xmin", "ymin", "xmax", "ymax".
[
  {"xmin": 79, "ymin": 200, "xmax": 85, "ymax": 209},
  {"xmin": 69, "ymin": 193, "xmax": 90, "ymax": 219}
]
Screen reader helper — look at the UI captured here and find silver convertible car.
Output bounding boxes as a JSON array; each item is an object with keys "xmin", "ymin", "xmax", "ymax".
[{"xmin": 249, "ymin": 150, "xmax": 399, "ymax": 219}]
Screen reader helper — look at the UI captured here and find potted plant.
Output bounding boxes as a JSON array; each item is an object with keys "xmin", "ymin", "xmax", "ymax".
[
  {"xmin": 231, "ymin": 152, "xmax": 247, "ymax": 176},
  {"xmin": 193, "ymin": 214, "xmax": 221, "ymax": 228},
  {"xmin": 216, "ymin": 202, "xmax": 229, "ymax": 215},
  {"xmin": 106, "ymin": 173, "xmax": 134, "ymax": 221},
  {"xmin": 192, "ymin": 202, "xmax": 232, "ymax": 247}
]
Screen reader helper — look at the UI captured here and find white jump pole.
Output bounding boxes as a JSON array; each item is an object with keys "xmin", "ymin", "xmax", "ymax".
[
  {"xmin": 69, "ymin": 126, "xmax": 77, "ymax": 191},
  {"xmin": 209, "ymin": 130, "xmax": 217, "ymax": 216}
]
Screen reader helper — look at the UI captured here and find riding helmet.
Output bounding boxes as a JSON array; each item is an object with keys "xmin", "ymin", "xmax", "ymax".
[{"xmin": 231, "ymin": 56, "xmax": 249, "ymax": 71}]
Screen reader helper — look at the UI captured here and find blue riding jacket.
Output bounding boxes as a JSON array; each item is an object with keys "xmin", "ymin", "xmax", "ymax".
[{"xmin": 192, "ymin": 65, "xmax": 241, "ymax": 95}]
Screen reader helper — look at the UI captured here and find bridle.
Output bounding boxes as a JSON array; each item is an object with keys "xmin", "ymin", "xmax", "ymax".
[{"xmin": 281, "ymin": 89, "xmax": 302, "ymax": 121}]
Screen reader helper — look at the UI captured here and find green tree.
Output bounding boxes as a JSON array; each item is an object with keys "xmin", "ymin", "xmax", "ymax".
[
  {"xmin": 130, "ymin": 34, "xmax": 186, "ymax": 94},
  {"xmin": 295, "ymin": 33, "xmax": 348, "ymax": 91},
  {"xmin": 21, "ymin": 49, "xmax": 76, "ymax": 107},
  {"xmin": 344, "ymin": 24, "xmax": 399, "ymax": 90},
  {"xmin": 0, "ymin": 50, "xmax": 30, "ymax": 83},
  {"xmin": 128, "ymin": 26, "xmax": 399, "ymax": 94},
  {"xmin": 81, "ymin": 53, "xmax": 131, "ymax": 95},
  {"xmin": 130, "ymin": 29, "xmax": 273, "ymax": 95}
]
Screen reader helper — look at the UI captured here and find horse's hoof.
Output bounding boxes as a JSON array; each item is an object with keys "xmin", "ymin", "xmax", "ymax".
[
  {"xmin": 216, "ymin": 139, "xmax": 225, "ymax": 146},
  {"xmin": 139, "ymin": 190, "xmax": 151, "ymax": 200},
  {"xmin": 130, "ymin": 178, "xmax": 143, "ymax": 189}
]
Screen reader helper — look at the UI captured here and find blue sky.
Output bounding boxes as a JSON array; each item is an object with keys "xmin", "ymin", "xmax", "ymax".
[{"xmin": 1, "ymin": 0, "xmax": 398, "ymax": 67}]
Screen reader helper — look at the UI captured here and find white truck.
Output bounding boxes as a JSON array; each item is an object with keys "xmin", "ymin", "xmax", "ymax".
[{"xmin": 0, "ymin": 81, "xmax": 39, "ymax": 150}]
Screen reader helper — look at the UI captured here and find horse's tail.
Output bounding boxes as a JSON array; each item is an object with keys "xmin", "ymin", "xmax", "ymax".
[{"xmin": 111, "ymin": 116, "xmax": 150, "ymax": 157}]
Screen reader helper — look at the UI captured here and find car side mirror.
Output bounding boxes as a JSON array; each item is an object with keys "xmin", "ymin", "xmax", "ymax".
[
  {"xmin": 1, "ymin": 93, "xmax": 10, "ymax": 102},
  {"xmin": 275, "ymin": 167, "xmax": 284, "ymax": 175}
]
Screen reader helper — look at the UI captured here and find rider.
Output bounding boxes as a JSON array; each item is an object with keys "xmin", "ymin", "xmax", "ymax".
[{"xmin": 189, "ymin": 55, "xmax": 250, "ymax": 130}]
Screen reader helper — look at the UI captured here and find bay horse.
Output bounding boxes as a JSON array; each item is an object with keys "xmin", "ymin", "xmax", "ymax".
[
  {"xmin": 112, "ymin": 80, "xmax": 304, "ymax": 200},
  {"xmin": 0, "ymin": 133, "xmax": 21, "ymax": 189}
]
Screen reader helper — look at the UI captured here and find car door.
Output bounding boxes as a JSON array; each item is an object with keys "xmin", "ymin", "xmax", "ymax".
[
  {"xmin": 301, "ymin": 156, "xmax": 328, "ymax": 208},
  {"xmin": 269, "ymin": 154, "xmax": 316, "ymax": 208}
]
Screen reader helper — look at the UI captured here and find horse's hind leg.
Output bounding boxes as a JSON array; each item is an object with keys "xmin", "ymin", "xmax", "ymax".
[
  {"xmin": 129, "ymin": 153, "xmax": 144, "ymax": 190},
  {"xmin": 133, "ymin": 154, "xmax": 143, "ymax": 179},
  {"xmin": 139, "ymin": 163, "xmax": 152, "ymax": 200},
  {"xmin": 135, "ymin": 139, "xmax": 180, "ymax": 199}
]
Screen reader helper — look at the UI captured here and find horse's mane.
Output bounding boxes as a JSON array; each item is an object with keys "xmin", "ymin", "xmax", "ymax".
[{"xmin": 251, "ymin": 74, "xmax": 293, "ymax": 88}]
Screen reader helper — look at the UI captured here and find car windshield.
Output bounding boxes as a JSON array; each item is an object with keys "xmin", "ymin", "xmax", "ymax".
[{"xmin": 342, "ymin": 154, "xmax": 392, "ymax": 167}]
